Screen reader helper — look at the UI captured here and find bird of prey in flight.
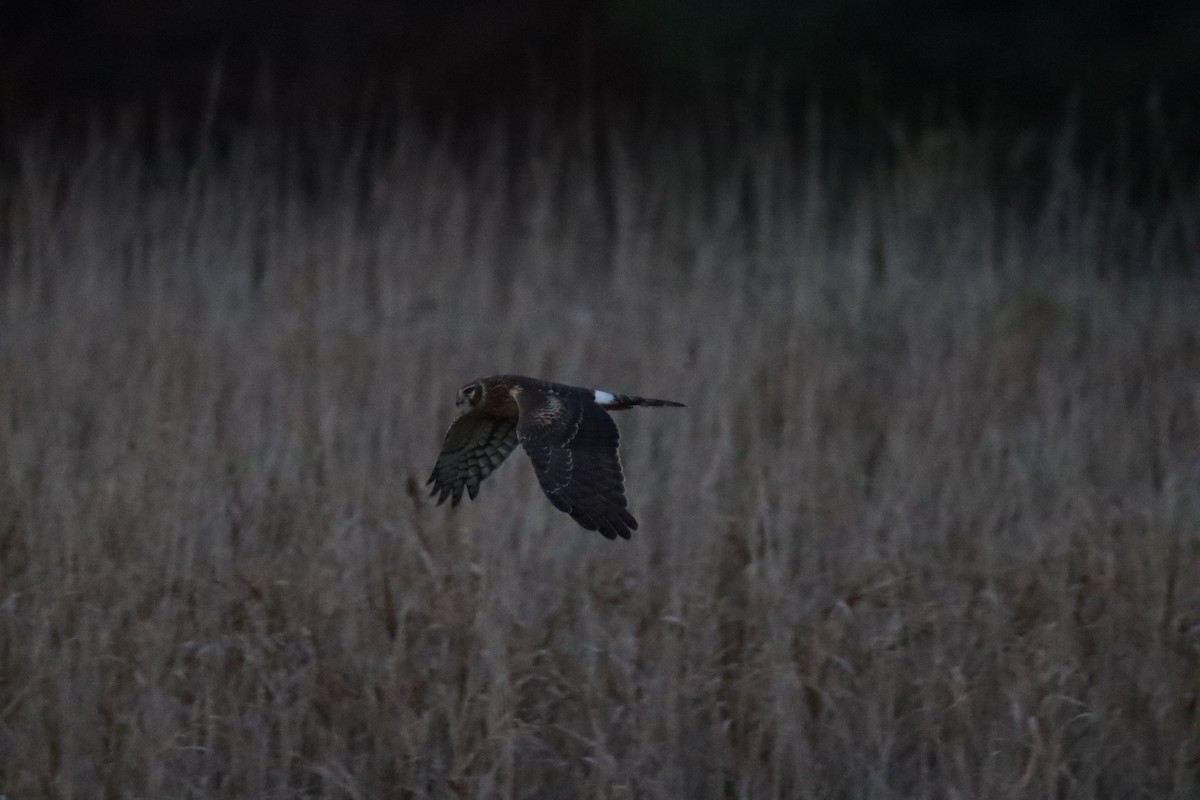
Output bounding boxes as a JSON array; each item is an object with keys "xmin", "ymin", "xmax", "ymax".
[{"xmin": 428, "ymin": 375, "xmax": 684, "ymax": 540}]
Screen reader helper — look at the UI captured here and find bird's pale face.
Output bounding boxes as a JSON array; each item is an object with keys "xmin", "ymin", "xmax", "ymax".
[{"xmin": 456, "ymin": 381, "xmax": 485, "ymax": 409}]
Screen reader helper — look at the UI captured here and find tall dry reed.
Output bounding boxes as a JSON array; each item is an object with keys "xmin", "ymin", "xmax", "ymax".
[{"xmin": 1, "ymin": 105, "xmax": 1198, "ymax": 798}]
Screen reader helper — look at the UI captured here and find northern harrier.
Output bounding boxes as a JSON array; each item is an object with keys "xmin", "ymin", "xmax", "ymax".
[{"xmin": 427, "ymin": 375, "xmax": 685, "ymax": 540}]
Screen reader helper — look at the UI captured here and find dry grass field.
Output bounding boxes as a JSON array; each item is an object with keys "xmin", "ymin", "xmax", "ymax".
[{"xmin": 1, "ymin": 107, "xmax": 1198, "ymax": 799}]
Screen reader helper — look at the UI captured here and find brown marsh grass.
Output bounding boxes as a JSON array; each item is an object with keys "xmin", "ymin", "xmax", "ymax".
[{"xmin": 1, "ymin": 108, "xmax": 1198, "ymax": 798}]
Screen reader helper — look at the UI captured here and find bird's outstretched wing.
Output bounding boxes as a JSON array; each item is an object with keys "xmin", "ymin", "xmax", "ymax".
[
  {"xmin": 515, "ymin": 389, "xmax": 638, "ymax": 540},
  {"xmin": 427, "ymin": 411, "xmax": 519, "ymax": 506}
]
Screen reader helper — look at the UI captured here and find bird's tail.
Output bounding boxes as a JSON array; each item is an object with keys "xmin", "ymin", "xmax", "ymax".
[{"xmin": 601, "ymin": 393, "xmax": 686, "ymax": 411}]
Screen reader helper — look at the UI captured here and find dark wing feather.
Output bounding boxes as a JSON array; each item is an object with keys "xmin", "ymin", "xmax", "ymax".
[
  {"xmin": 516, "ymin": 388, "xmax": 638, "ymax": 540},
  {"xmin": 427, "ymin": 411, "xmax": 519, "ymax": 506}
]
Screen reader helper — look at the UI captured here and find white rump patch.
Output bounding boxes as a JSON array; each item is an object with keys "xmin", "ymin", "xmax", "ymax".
[{"xmin": 593, "ymin": 390, "xmax": 616, "ymax": 405}]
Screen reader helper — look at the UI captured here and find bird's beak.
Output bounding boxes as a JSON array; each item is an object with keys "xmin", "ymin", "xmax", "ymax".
[{"xmin": 455, "ymin": 395, "xmax": 465, "ymax": 408}]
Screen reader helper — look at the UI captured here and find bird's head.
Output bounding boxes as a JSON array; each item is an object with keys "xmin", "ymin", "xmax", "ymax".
[{"xmin": 456, "ymin": 381, "xmax": 485, "ymax": 409}]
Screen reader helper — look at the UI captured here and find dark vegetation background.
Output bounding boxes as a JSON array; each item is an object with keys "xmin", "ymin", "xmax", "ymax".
[
  {"xmin": 6, "ymin": 0, "xmax": 1199, "ymax": 239},
  {"xmin": 4, "ymin": 1, "xmax": 1200, "ymax": 135}
]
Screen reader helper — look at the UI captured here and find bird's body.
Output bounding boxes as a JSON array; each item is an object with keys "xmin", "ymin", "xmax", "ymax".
[{"xmin": 427, "ymin": 375, "xmax": 684, "ymax": 540}]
